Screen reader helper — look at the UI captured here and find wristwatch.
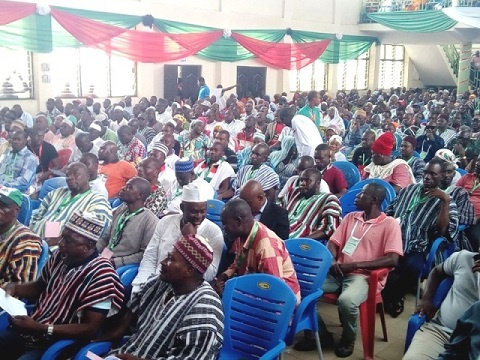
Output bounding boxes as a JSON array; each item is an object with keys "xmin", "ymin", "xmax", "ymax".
[{"xmin": 47, "ymin": 324, "xmax": 54, "ymax": 337}]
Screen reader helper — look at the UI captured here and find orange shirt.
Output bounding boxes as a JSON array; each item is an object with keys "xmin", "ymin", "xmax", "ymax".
[{"xmin": 99, "ymin": 160, "xmax": 137, "ymax": 199}]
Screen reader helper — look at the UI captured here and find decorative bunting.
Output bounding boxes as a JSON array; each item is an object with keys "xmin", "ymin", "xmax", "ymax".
[
  {"xmin": 232, "ymin": 32, "xmax": 331, "ymax": 70},
  {"xmin": 0, "ymin": 0, "xmax": 36, "ymax": 26}
]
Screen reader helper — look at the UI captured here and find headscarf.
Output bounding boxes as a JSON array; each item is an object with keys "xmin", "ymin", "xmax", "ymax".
[
  {"xmin": 270, "ymin": 136, "xmax": 297, "ymax": 168},
  {"xmin": 328, "ymin": 135, "xmax": 343, "ymax": 146}
]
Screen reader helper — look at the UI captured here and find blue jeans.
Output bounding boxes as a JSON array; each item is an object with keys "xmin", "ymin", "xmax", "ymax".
[{"xmin": 0, "ymin": 329, "xmax": 45, "ymax": 360}]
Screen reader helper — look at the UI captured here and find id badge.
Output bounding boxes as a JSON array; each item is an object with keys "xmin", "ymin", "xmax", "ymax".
[
  {"xmin": 342, "ymin": 235, "xmax": 361, "ymax": 256},
  {"xmin": 419, "ymin": 151, "xmax": 428, "ymax": 159}
]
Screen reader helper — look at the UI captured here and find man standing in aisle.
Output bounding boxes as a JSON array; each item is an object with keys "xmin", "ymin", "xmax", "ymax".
[{"xmin": 198, "ymin": 77, "xmax": 210, "ymax": 101}]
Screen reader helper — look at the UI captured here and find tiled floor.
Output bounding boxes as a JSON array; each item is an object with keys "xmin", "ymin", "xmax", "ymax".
[{"xmin": 283, "ymin": 294, "xmax": 416, "ymax": 360}]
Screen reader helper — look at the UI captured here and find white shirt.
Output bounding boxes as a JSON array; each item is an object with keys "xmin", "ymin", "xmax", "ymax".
[
  {"xmin": 165, "ymin": 153, "xmax": 180, "ymax": 170},
  {"xmin": 109, "ymin": 119, "xmax": 128, "ymax": 132},
  {"xmin": 166, "ymin": 177, "xmax": 215, "ymax": 214},
  {"xmin": 69, "ymin": 144, "xmax": 99, "ymax": 163},
  {"xmin": 158, "ymin": 166, "xmax": 177, "ymax": 201},
  {"xmin": 21, "ymin": 112, "xmax": 34, "ymax": 128},
  {"xmin": 278, "ymin": 175, "xmax": 330, "ymax": 199},
  {"xmin": 92, "ymin": 137, "xmax": 105, "ymax": 148},
  {"xmin": 90, "ymin": 176, "xmax": 108, "ymax": 199},
  {"xmin": 156, "ymin": 112, "xmax": 173, "ymax": 125},
  {"xmin": 194, "ymin": 160, "xmax": 235, "ymax": 191},
  {"xmin": 131, "ymin": 214, "xmax": 224, "ymax": 292},
  {"xmin": 223, "ymin": 120, "xmax": 245, "ymax": 139},
  {"xmin": 291, "ymin": 114, "xmax": 323, "ymax": 157}
]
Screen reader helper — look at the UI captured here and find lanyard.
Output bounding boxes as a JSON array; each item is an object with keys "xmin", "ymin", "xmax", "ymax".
[
  {"xmin": 471, "ymin": 179, "xmax": 480, "ymax": 194},
  {"xmin": 361, "ymin": 153, "xmax": 370, "ymax": 166},
  {"xmin": 234, "ymin": 221, "xmax": 259, "ymax": 276},
  {"xmin": 55, "ymin": 189, "xmax": 91, "ymax": 215},
  {"xmin": 109, "ymin": 207, "xmax": 144, "ymax": 249},
  {"xmin": 349, "ymin": 220, "xmax": 374, "ymax": 243},
  {"xmin": 246, "ymin": 167, "xmax": 259, "ymax": 181},
  {"xmin": 407, "ymin": 188, "xmax": 429, "ymax": 213}
]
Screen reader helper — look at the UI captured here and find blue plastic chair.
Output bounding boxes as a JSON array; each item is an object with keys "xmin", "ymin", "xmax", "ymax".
[
  {"xmin": 456, "ymin": 168, "xmax": 467, "ymax": 176},
  {"xmin": 339, "ymin": 188, "xmax": 362, "ymax": 217},
  {"xmin": 116, "ymin": 264, "xmax": 139, "ymax": 287},
  {"xmin": 415, "ymin": 237, "xmax": 455, "ymax": 307},
  {"xmin": 112, "ymin": 198, "xmax": 123, "ymax": 209},
  {"xmin": 332, "ymin": 161, "xmax": 361, "ymax": 189},
  {"xmin": 285, "ymin": 239, "xmax": 333, "ymax": 360},
  {"xmin": 219, "ymin": 274, "xmax": 297, "ymax": 360},
  {"xmin": 350, "ymin": 178, "xmax": 396, "ymax": 204},
  {"xmin": 207, "ymin": 199, "xmax": 225, "ymax": 229},
  {"xmin": 404, "ymin": 277, "xmax": 454, "ymax": 353},
  {"xmin": 18, "ymin": 194, "xmax": 32, "ymax": 225},
  {"xmin": 32, "ymin": 177, "xmax": 67, "ymax": 210},
  {"xmin": 38, "ymin": 240, "xmax": 49, "ymax": 275}
]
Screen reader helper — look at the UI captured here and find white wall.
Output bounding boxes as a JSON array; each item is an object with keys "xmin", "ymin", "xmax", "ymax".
[{"xmin": 0, "ymin": 0, "xmax": 439, "ymax": 114}]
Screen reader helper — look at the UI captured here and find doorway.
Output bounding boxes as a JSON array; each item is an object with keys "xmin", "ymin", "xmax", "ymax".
[
  {"xmin": 236, "ymin": 66, "xmax": 267, "ymax": 100},
  {"xmin": 164, "ymin": 65, "xmax": 201, "ymax": 103}
]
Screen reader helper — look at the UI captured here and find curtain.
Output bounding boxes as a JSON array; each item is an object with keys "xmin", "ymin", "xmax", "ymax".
[
  {"xmin": 366, "ymin": 10, "xmax": 457, "ymax": 32},
  {"xmin": 0, "ymin": 14, "xmax": 53, "ymax": 52},
  {"xmin": 231, "ymin": 32, "xmax": 330, "ymax": 70},
  {"xmin": 50, "ymin": 9, "xmax": 222, "ymax": 62},
  {"xmin": 291, "ymin": 31, "xmax": 376, "ymax": 63},
  {"xmin": 0, "ymin": 1, "xmax": 36, "ymax": 26},
  {"xmin": 53, "ymin": 6, "xmax": 142, "ymax": 28}
]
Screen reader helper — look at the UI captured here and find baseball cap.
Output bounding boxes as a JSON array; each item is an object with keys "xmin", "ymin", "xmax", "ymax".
[{"xmin": 0, "ymin": 186, "xmax": 23, "ymax": 206}]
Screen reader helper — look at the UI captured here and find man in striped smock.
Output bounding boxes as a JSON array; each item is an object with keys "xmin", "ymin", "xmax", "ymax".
[
  {"xmin": 283, "ymin": 168, "xmax": 342, "ymax": 240},
  {"xmin": 229, "ymin": 142, "xmax": 280, "ymax": 201},
  {"xmin": 0, "ymin": 210, "xmax": 124, "ymax": 359},
  {"xmin": 30, "ymin": 162, "xmax": 112, "ymax": 244},
  {"xmin": 382, "ymin": 158, "xmax": 459, "ymax": 318},
  {"xmin": 0, "ymin": 186, "xmax": 42, "ymax": 285},
  {"xmin": 104, "ymin": 234, "xmax": 224, "ymax": 360}
]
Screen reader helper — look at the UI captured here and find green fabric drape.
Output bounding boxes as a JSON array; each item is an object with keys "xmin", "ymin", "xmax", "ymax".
[
  {"xmin": 155, "ymin": 19, "xmax": 286, "ymax": 61},
  {"xmin": 366, "ymin": 10, "xmax": 457, "ymax": 32},
  {"xmin": 53, "ymin": 6, "xmax": 141, "ymax": 28},
  {"xmin": 290, "ymin": 31, "xmax": 377, "ymax": 63},
  {"xmin": 0, "ymin": 14, "xmax": 53, "ymax": 52}
]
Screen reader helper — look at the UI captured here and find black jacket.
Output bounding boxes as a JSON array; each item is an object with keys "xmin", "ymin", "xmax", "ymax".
[{"xmin": 259, "ymin": 200, "xmax": 290, "ymax": 240}]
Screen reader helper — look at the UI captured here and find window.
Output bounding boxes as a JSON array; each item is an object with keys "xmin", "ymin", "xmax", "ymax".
[
  {"xmin": 0, "ymin": 48, "xmax": 33, "ymax": 99},
  {"xmin": 378, "ymin": 45, "xmax": 404, "ymax": 89},
  {"xmin": 337, "ymin": 51, "xmax": 370, "ymax": 90},
  {"xmin": 289, "ymin": 60, "xmax": 328, "ymax": 92},
  {"xmin": 51, "ymin": 48, "xmax": 136, "ymax": 98}
]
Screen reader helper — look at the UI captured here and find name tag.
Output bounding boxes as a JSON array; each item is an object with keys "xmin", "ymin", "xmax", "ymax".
[
  {"xmin": 342, "ymin": 235, "xmax": 361, "ymax": 256},
  {"xmin": 419, "ymin": 151, "xmax": 428, "ymax": 159}
]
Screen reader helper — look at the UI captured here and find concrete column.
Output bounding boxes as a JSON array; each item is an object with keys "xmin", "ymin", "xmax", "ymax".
[
  {"xmin": 457, "ymin": 42, "xmax": 472, "ymax": 95},
  {"xmin": 368, "ymin": 44, "xmax": 381, "ymax": 90}
]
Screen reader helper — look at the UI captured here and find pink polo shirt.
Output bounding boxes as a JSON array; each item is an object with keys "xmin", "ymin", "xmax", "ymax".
[
  {"xmin": 329, "ymin": 211, "xmax": 403, "ymax": 289},
  {"xmin": 457, "ymin": 173, "xmax": 480, "ymax": 218}
]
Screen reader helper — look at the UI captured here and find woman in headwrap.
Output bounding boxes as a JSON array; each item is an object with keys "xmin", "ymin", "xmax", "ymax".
[
  {"xmin": 178, "ymin": 118, "xmax": 211, "ymax": 166},
  {"xmin": 173, "ymin": 114, "xmax": 188, "ymax": 138},
  {"xmin": 328, "ymin": 135, "xmax": 347, "ymax": 162},
  {"xmin": 270, "ymin": 136, "xmax": 298, "ymax": 188},
  {"xmin": 323, "ymin": 106, "xmax": 345, "ymax": 136}
]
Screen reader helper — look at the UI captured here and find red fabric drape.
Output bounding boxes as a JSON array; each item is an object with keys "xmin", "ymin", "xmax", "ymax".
[
  {"xmin": 0, "ymin": 0, "xmax": 36, "ymax": 25},
  {"xmin": 50, "ymin": 9, "xmax": 222, "ymax": 62},
  {"xmin": 232, "ymin": 32, "xmax": 331, "ymax": 70}
]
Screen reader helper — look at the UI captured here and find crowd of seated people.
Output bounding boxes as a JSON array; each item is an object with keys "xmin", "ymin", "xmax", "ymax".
[{"xmin": 1, "ymin": 84, "xmax": 480, "ymax": 359}]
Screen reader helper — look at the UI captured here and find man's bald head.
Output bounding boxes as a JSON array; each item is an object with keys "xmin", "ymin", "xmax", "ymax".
[
  {"xmin": 98, "ymin": 140, "xmax": 118, "ymax": 162},
  {"xmin": 239, "ymin": 180, "xmax": 266, "ymax": 215},
  {"xmin": 221, "ymin": 199, "xmax": 255, "ymax": 235},
  {"xmin": 129, "ymin": 176, "xmax": 152, "ymax": 202}
]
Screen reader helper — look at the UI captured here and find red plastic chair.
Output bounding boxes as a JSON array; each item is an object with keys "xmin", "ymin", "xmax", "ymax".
[
  {"xmin": 56, "ymin": 148, "xmax": 72, "ymax": 168},
  {"xmin": 322, "ymin": 268, "xmax": 389, "ymax": 360}
]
